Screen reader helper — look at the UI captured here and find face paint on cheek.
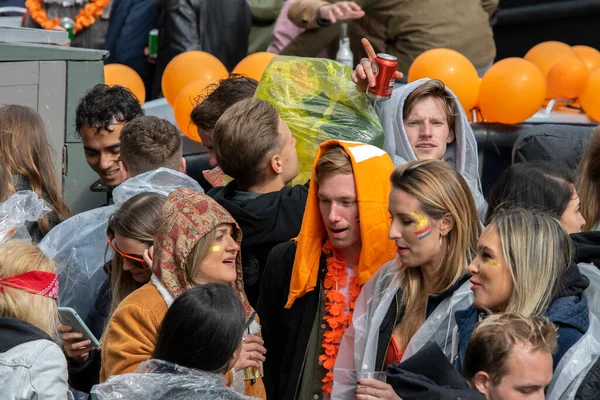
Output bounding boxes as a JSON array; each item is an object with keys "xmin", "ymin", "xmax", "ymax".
[
  {"xmin": 484, "ymin": 261, "xmax": 501, "ymax": 267},
  {"xmin": 410, "ymin": 210, "xmax": 431, "ymax": 240},
  {"xmin": 210, "ymin": 245, "xmax": 221, "ymax": 252}
]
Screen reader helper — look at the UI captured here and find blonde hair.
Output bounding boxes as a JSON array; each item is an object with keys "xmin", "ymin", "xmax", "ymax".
[
  {"xmin": 0, "ymin": 241, "xmax": 59, "ymax": 338},
  {"xmin": 577, "ymin": 126, "xmax": 600, "ymax": 231},
  {"xmin": 390, "ymin": 160, "xmax": 480, "ymax": 340},
  {"xmin": 0, "ymin": 105, "xmax": 70, "ymax": 235},
  {"xmin": 488, "ymin": 208, "xmax": 571, "ymax": 316},
  {"xmin": 463, "ymin": 313, "xmax": 557, "ymax": 383},
  {"xmin": 315, "ymin": 144, "xmax": 353, "ymax": 183},
  {"xmin": 186, "ymin": 229, "xmax": 217, "ymax": 285},
  {"xmin": 107, "ymin": 192, "xmax": 167, "ymax": 318}
]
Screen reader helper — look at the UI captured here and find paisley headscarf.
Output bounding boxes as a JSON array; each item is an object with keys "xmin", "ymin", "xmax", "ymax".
[{"xmin": 151, "ymin": 188, "xmax": 251, "ymax": 315}]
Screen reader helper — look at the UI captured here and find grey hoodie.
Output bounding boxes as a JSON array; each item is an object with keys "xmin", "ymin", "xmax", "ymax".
[{"xmin": 376, "ymin": 79, "xmax": 487, "ymax": 219}]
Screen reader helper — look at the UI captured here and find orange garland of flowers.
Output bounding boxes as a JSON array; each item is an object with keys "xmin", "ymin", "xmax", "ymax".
[
  {"xmin": 25, "ymin": 0, "xmax": 110, "ymax": 33},
  {"xmin": 319, "ymin": 240, "xmax": 361, "ymax": 395}
]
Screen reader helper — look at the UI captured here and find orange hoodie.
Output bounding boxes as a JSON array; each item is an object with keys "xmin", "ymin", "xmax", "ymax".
[{"xmin": 286, "ymin": 140, "xmax": 397, "ymax": 308}]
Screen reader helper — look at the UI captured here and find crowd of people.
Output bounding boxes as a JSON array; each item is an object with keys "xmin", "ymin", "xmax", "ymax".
[{"xmin": 2, "ymin": 1, "xmax": 600, "ymax": 400}]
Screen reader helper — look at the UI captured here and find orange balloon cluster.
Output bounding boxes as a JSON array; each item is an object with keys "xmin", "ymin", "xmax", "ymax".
[
  {"xmin": 473, "ymin": 41, "xmax": 600, "ymax": 123},
  {"xmin": 104, "ymin": 64, "xmax": 146, "ymax": 104},
  {"xmin": 408, "ymin": 48, "xmax": 480, "ymax": 112},
  {"xmin": 163, "ymin": 51, "xmax": 277, "ymax": 141}
]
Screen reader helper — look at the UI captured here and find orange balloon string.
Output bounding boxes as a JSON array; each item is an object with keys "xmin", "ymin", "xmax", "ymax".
[{"xmin": 319, "ymin": 239, "xmax": 360, "ymax": 395}]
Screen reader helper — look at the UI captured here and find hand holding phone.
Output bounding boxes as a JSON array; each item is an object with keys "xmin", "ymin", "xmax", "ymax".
[{"xmin": 58, "ymin": 307, "xmax": 100, "ymax": 364}]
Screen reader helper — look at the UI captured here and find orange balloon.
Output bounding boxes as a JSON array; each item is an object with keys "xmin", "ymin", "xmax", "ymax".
[
  {"xmin": 579, "ymin": 67, "xmax": 600, "ymax": 122},
  {"xmin": 408, "ymin": 48, "xmax": 480, "ymax": 112},
  {"xmin": 524, "ymin": 41, "xmax": 582, "ymax": 98},
  {"xmin": 104, "ymin": 64, "xmax": 146, "ymax": 104},
  {"xmin": 162, "ymin": 51, "xmax": 228, "ymax": 106},
  {"xmin": 173, "ymin": 79, "xmax": 216, "ymax": 142},
  {"xmin": 547, "ymin": 58, "xmax": 589, "ymax": 99},
  {"xmin": 479, "ymin": 58, "xmax": 546, "ymax": 124},
  {"xmin": 572, "ymin": 45, "xmax": 600, "ymax": 72},
  {"xmin": 232, "ymin": 52, "xmax": 276, "ymax": 81}
]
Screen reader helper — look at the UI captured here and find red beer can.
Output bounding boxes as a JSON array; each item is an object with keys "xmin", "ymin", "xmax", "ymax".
[{"xmin": 367, "ymin": 53, "xmax": 398, "ymax": 101}]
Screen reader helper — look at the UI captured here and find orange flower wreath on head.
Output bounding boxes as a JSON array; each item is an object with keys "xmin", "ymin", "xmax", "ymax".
[{"xmin": 25, "ymin": 0, "xmax": 110, "ymax": 33}]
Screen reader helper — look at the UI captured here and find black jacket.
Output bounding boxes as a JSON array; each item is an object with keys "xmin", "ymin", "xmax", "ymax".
[
  {"xmin": 67, "ymin": 272, "xmax": 111, "ymax": 394},
  {"xmin": 256, "ymin": 240, "xmax": 326, "ymax": 400},
  {"xmin": 152, "ymin": 0, "xmax": 253, "ymax": 99},
  {"xmin": 577, "ymin": 358, "xmax": 600, "ymax": 400},
  {"xmin": 209, "ymin": 181, "xmax": 308, "ymax": 307},
  {"xmin": 104, "ymin": 0, "xmax": 157, "ymax": 97},
  {"xmin": 571, "ymin": 231, "xmax": 600, "ymax": 266},
  {"xmin": 0, "ymin": 318, "xmax": 54, "ymax": 353},
  {"xmin": 374, "ymin": 274, "xmax": 472, "ymax": 371},
  {"xmin": 387, "ymin": 342, "xmax": 484, "ymax": 400}
]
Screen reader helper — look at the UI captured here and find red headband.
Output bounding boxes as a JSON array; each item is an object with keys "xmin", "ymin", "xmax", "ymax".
[{"xmin": 0, "ymin": 271, "xmax": 59, "ymax": 299}]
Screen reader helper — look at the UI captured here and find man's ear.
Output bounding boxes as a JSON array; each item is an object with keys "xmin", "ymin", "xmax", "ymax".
[
  {"xmin": 118, "ymin": 160, "xmax": 130, "ymax": 181},
  {"xmin": 447, "ymin": 128, "xmax": 455, "ymax": 144},
  {"xmin": 180, "ymin": 157, "xmax": 187, "ymax": 173},
  {"xmin": 269, "ymin": 153, "xmax": 283, "ymax": 175},
  {"xmin": 439, "ymin": 212, "xmax": 455, "ymax": 236},
  {"xmin": 472, "ymin": 371, "xmax": 492, "ymax": 396}
]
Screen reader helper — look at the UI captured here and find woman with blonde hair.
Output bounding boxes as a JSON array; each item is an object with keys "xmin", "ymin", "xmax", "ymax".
[
  {"xmin": 59, "ymin": 192, "xmax": 167, "ymax": 394},
  {"xmin": 578, "ymin": 125, "xmax": 600, "ymax": 231},
  {"xmin": 0, "ymin": 105, "xmax": 70, "ymax": 242},
  {"xmin": 0, "ymin": 241, "xmax": 71, "ymax": 399},
  {"xmin": 454, "ymin": 207, "xmax": 589, "ymax": 371},
  {"xmin": 100, "ymin": 188, "xmax": 267, "ymax": 398},
  {"xmin": 332, "ymin": 159, "xmax": 481, "ymax": 399}
]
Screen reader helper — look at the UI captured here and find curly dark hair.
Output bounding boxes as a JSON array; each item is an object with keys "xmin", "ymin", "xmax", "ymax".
[{"xmin": 75, "ymin": 84, "xmax": 144, "ymax": 137}]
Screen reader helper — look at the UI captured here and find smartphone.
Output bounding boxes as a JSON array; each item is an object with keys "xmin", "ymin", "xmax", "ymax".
[{"xmin": 58, "ymin": 307, "xmax": 100, "ymax": 348}]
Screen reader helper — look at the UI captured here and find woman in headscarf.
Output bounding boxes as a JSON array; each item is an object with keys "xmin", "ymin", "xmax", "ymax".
[{"xmin": 100, "ymin": 188, "xmax": 266, "ymax": 398}]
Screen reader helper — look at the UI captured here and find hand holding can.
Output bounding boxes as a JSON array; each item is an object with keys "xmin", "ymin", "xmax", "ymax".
[{"xmin": 351, "ymin": 38, "xmax": 404, "ymax": 97}]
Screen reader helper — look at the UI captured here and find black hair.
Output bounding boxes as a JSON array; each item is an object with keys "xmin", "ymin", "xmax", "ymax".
[
  {"xmin": 153, "ymin": 284, "xmax": 245, "ymax": 373},
  {"xmin": 486, "ymin": 161, "xmax": 575, "ymax": 225},
  {"xmin": 75, "ymin": 84, "xmax": 144, "ymax": 136}
]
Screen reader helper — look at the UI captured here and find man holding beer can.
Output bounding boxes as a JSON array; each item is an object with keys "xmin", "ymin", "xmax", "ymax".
[{"xmin": 351, "ymin": 38, "xmax": 487, "ymax": 220}]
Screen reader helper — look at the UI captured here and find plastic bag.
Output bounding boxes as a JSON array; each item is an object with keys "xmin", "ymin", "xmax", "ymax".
[
  {"xmin": 91, "ymin": 359, "xmax": 258, "ymax": 400},
  {"xmin": 39, "ymin": 168, "xmax": 204, "ymax": 322},
  {"xmin": 255, "ymin": 56, "xmax": 385, "ymax": 184},
  {"xmin": 0, "ymin": 191, "xmax": 51, "ymax": 244}
]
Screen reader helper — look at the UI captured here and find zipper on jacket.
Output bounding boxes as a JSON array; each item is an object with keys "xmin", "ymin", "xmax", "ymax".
[{"xmin": 380, "ymin": 293, "xmax": 400, "ymax": 372}]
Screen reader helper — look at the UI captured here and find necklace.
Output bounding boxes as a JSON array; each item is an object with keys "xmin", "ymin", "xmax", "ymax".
[
  {"xmin": 25, "ymin": 0, "xmax": 110, "ymax": 33},
  {"xmin": 319, "ymin": 239, "xmax": 361, "ymax": 395}
]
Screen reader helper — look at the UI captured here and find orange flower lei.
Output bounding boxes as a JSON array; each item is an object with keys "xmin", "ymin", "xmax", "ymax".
[
  {"xmin": 319, "ymin": 240, "xmax": 361, "ymax": 395},
  {"xmin": 25, "ymin": 0, "xmax": 110, "ymax": 33}
]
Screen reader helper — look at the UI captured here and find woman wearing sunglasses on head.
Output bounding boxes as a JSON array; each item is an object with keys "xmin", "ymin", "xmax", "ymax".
[{"xmin": 58, "ymin": 192, "xmax": 167, "ymax": 396}]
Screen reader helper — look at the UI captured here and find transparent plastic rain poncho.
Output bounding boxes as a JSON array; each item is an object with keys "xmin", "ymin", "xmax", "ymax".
[
  {"xmin": 376, "ymin": 79, "xmax": 487, "ymax": 220},
  {"xmin": 39, "ymin": 168, "xmax": 203, "ymax": 322},
  {"xmin": 547, "ymin": 263, "xmax": 600, "ymax": 400},
  {"xmin": 254, "ymin": 56, "xmax": 385, "ymax": 184},
  {"xmin": 331, "ymin": 260, "xmax": 473, "ymax": 399},
  {"xmin": 91, "ymin": 359, "xmax": 258, "ymax": 400},
  {"xmin": 0, "ymin": 191, "xmax": 51, "ymax": 244}
]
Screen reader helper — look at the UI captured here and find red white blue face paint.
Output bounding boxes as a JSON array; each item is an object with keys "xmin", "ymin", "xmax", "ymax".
[{"xmin": 411, "ymin": 210, "xmax": 432, "ymax": 240}]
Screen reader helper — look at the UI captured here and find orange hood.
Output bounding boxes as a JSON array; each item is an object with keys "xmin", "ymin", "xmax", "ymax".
[{"xmin": 285, "ymin": 140, "xmax": 397, "ymax": 308}]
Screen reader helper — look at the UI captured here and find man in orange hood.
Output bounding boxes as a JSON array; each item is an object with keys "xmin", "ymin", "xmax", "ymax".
[{"xmin": 256, "ymin": 140, "xmax": 397, "ymax": 400}]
